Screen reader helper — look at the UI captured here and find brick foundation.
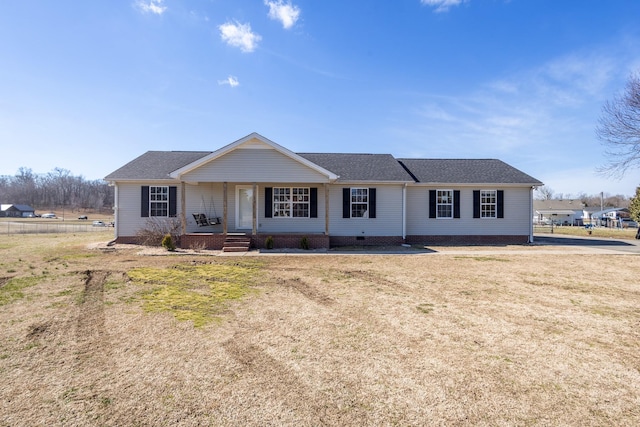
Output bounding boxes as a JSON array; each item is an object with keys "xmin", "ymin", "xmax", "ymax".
[
  {"xmin": 329, "ymin": 235, "xmax": 405, "ymax": 247},
  {"xmin": 405, "ymin": 235, "xmax": 530, "ymax": 245}
]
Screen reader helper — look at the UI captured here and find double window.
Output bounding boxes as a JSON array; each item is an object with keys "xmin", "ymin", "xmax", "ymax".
[{"xmin": 273, "ymin": 187, "xmax": 310, "ymax": 218}]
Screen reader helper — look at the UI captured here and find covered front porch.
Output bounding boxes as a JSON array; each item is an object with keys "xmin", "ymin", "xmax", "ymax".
[{"xmin": 177, "ymin": 181, "xmax": 332, "ymax": 250}]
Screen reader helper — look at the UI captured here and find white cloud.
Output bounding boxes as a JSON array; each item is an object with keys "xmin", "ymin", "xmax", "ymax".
[
  {"xmin": 218, "ymin": 76, "xmax": 240, "ymax": 87},
  {"xmin": 135, "ymin": 0, "xmax": 167, "ymax": 15},
  {"xmin": 421, "ymin": 0, "xmax": 465, "ymax": 13},
  {"xmin": 219, "ymin": 21, "xmax": 262, "ymax": 53},
  {"xmin": 265, "ymin": 0, "xmax": 301, "ymax": 29}
]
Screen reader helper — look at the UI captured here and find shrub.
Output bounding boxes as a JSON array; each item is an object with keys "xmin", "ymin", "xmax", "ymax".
[
  {"xmin": 136, "ymin": 217, "xmax": 181, "ymax": 247},
  {"xmin": 161, "ymin": 234, "xmax": 176, "ymax": 251},
  {"xmin": 265, "ymin": 236, "xmax": 274, "ymax": 249},
  {"xmin": 300, "ymin": 236, "xmax": 310, "ymax": 250}
]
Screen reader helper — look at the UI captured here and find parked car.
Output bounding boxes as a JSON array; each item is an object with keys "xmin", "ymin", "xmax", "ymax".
[
  {"xmin": 41, "ymin": 213, "xmax": 56, "ymax": 218},
  {"xmin": 92, "ymin": 220, "xmax": 105, "ymax": 227},
  {"xmin": 78, "ymin": 215, "xmax": 88, "ymax": 220},
  {"xmin": 621, "ymin": 219, "xmax": 638, "ymax": 228}
]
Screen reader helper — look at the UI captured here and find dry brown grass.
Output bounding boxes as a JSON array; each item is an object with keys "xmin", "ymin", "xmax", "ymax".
[{"xmin": 1, "ymin": 233, "xmax": 639, "ymax": 426}]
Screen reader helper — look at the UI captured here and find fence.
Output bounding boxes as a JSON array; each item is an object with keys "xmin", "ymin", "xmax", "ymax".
[{"xmin": 1, "ymin": 221, "xmax": 114, "ymax": 235}]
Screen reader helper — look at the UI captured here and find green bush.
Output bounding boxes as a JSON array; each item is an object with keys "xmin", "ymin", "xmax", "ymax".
[
  {"xmin": 162, "ymin": 234, "xmax": 176, "ymax": 251},
  {"xmin": 265, "ymin": 236, "xmax": 274, "ymax": 249},
  {"xmin": 300, "ymin": 236, "xmax": 310, "ymax": 250}
]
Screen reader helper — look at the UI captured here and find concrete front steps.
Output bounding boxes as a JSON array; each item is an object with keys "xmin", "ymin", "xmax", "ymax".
[{"xmin": 222, "ymin": 233, "xmax": 251, "ymax": 253}]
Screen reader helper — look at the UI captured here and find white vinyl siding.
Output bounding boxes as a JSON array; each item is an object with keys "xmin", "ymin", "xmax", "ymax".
[
  {"xmin": 330, "ymin": 184, "xmax": 403, "ymax": 236},
  {"xmin": 405, "ymin": 186, "xmax": 532, "ymax": 236},
  {"xmin": 114, "ymin": 182, "xmax": 182, "ymax": 237},
  {"xmin": 182, "ymin": 148, "xmax": 330, "ymax": 183}
]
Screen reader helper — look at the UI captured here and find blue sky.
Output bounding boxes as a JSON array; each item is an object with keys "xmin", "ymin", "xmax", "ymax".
[{"xmin": 1, "ymin": 0, "xmax": 640, "ymax": 197}]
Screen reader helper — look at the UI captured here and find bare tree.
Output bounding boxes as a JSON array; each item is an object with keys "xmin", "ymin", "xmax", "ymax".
[
  {"xmin": 596, "ymin": 71, "xmax": 640, "ymax": 177},
  {"xmin": 534, "ymin": 185, "xmax": 554, "ymax": 200}
]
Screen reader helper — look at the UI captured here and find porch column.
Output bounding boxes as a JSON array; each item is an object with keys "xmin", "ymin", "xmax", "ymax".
[
  {"xmin": 324, "ymin": 183, "xmax": 330, "ymax": 235},
  {"xmin": 180, "ymin": 181, "xmax": 186, "ymax": 235},
  {"xmin": 252, "ymin": 182, "xmax": 257, "ymax": 235},
  {"xmin": 223, "ymin": 182, "xmax": 228, "ymax": 235}
]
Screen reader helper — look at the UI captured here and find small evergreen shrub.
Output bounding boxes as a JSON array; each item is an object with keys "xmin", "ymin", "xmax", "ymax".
[
  {"xmin": 265, "ymin": 236, "xmax": 274, "ymax": 249},
  {"xmin": 162, "ymin": 234, "xmax": 176, "ymax": 251},
  {"xmin": 300, "ymin": 236, "xmax": 310, "ymax": 250}
]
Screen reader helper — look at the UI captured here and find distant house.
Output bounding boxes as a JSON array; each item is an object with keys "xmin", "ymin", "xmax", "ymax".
[
  {"xmin": 105, "ymin": 132, "xmax": 543, "ymax": 250},
  {"xmin": 589, "ymin": 208, "xmax": 630, "ymax": 228},
  {"xmin": 0, "ymin": 204, "xmax": 36, "ymax": 218},
  {"xmin": 533, "ymin": 199, "xmax": 587, "ymax": 226}
]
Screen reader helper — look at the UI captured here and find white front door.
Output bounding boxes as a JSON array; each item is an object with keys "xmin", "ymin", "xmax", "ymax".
[{"xmin": 236, "ymin": 185, "xmax": 255, "ymax": 230}]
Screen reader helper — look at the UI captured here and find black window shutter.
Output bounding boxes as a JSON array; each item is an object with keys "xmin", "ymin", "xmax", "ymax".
[
  {"xmin": 169, "ymin": 186, "xmax": 177, "ymax": 217},
  {"xmin": 343, "ymin": 188, "xmax": 350, "ymax": 218},
  {"xmin": 429, "ymin": 190, "xmax": 436, "ymax": 218},
  {"xmin": 497, "ymin": 190, "xmax": 504, "ymax": 218},
  {"xmin": 141, "ymin": 186, "xmax": 149, "ymax": 217},
  {"xmin": 454, "ymin": 190, "xmax": 460, "ymax": 219},
  {"xmin": 368, "ymin": 188, "xmax": 376, "ymax": 218},
  {"xmin": 473, "ymin": 190, "xmax": 480, "ymax": 218},
  {"xmin": 310, "ymin": 188, "xmax": 318, "ymax": 218},
  {"xmin": 265, "ymin": 187, "xmax": 273, "ymax": 218}
]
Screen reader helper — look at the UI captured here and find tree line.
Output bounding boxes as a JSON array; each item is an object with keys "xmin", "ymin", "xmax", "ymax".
[{"xmin": 0, "ymin": 167, "xmax": 113, "ymax": 213}]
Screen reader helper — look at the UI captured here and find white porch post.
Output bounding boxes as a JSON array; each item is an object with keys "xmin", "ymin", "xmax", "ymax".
[
  {"xmin": 223, "ymin": 182, "xmax": 228, "ymax": 235},
  {"xmin": 252, "ymin": 182, "xmax": 257, "ymax": 235}
]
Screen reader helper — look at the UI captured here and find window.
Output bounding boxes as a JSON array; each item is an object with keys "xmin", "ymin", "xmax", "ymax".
[
  {"xmin": 480, "ymin": 190, "xmax": 497, "ymax": 218},
  {"xmin": 150, "ymin": 186, "xmax": 169, "ymax": 217},
  {"xmin": 436, "ymin": 190, "xmax": 453, "ymax": 218},
  {"xmin": 473, "ymin": 189, "xmax": 503, "ymax": 219},
  {"xmin": 351, "ymin": 188, "xmax": 369, "ymax": 218},
  {"xmin": 273, "ymin": 187, "xmax": 309, "ymax": 218}
]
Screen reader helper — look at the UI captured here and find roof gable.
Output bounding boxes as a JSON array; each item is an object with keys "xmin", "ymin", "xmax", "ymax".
[{"xmin": 169, "ymin": 133, "xmax": 338, "ymax": 181}]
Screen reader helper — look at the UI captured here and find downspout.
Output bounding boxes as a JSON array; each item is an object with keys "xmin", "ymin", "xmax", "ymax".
[
  {"xmin": 529, "ymin": 186, "xmax": 534, "ymax": 243},
  {"xmin": 111, "ymin": 184, "xmax": 119, "ymax": 244},
  {"xmin": 402, "ymin": 183, "xmax": 407, "ymax": 240}
]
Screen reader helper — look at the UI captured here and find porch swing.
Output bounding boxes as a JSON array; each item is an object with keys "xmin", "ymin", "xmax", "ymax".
[{"xmin": 192, "ymin": 192, "xmax": 221, "ymax": 227}]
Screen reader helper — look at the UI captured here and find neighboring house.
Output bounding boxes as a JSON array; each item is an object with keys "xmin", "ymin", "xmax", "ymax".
[
  {"xmin": 105, "ymin": 133, "xmax": 542, "ymax": 249},
  {"xmin": 533, "ymin": 199, "xmax": 587, "ymax": 226},
  {"xmin": 0, "ymin": 204, "xmax": 36, "ymax": 218},
  {"xmin": 590, "ymin": 208, "xmax": 630, "ymax": 228}
]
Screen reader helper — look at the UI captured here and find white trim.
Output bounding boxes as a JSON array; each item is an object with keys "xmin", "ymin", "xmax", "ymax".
[{"xmin": 236, "ymin": 185, "xmax": 256, "ymax": 230}]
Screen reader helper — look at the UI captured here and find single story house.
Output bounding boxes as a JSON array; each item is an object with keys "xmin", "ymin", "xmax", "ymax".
[
  {"xmin": 105, "ymin": 133, "xmax": 543, "ymax": 250},
  {"xmin": 0, "ymin": 204, "xmax": 36, "ymax": 218},
  {"xmin": 533, "ymin": 199, "xmax": 588, "ymax": 226}
]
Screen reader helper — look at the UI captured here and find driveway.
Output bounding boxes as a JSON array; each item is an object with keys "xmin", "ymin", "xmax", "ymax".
[{"xmin": 532, "ymin": 233, "xmax": 640, "ymax": 254}]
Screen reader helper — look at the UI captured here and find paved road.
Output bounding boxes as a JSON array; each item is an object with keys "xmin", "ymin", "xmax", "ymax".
[{"xmin": 533, "ymin": 234, "xmax": 640, "ymax": 254}]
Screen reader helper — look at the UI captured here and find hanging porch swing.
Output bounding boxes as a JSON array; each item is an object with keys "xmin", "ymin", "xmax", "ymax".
[{"xmin": 192, "ymin": 192, "xmax": 221, "ymax": 227}]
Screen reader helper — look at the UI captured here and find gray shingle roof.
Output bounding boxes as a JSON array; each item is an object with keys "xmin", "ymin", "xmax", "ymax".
[
  {"xmin": 105, "ymin": 150, "xmax": 541, "ymax": 186},
  {"xmin": 105, "ymin": 151, "xmax": 212, "ymax": 180},
  {"xmin": 297, "ymin": 153, "xmax": 414, "ymax": 182},
  {"xmin": 397, "ymin": 159, "xmax": 542, "ymax": 185}
]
